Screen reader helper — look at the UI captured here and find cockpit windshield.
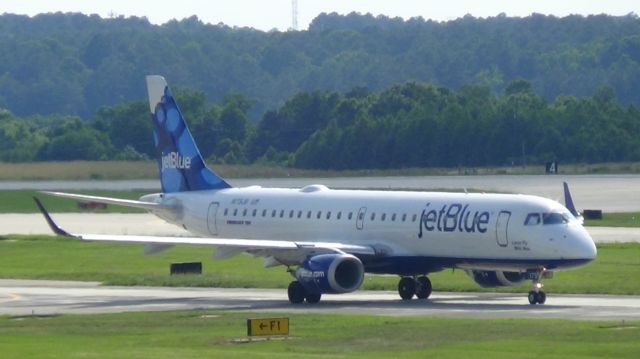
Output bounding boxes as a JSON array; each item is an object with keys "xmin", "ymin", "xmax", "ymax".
[
  {"xmin": 525, "ymin": 211, "xmax": 574, "ymax": 226},
  {"xmin": 524, "ymin": 213, "xmax": 541, "ymax": 225},
  {"xmin": 545, "ymin": 211, "xmax": 575, "ymax": 225}
]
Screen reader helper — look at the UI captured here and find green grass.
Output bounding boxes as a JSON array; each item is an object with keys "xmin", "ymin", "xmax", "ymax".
[
  {"xmin": 0, "ymin": 311, "xmax": 638, "ymax": 358},
  {"xmin": 0, "ymin": 190, "xmax": 148, "ymax": 213},
  {"xmin": 585, "ymin": 212, "xmax": 640, "ymax": 227},
  {"xmin": 0, "ymin": 161, "xmax": 159, "ymax": 180},
  {"xmin": 0, "ymin": 236, "xmax": 638, "ymax": 295}
]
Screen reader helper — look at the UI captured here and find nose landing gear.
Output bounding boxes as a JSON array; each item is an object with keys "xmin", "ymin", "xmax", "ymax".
[{"xmin": 528, "ymin": 268, "xmax": 547, "ymax": 305}]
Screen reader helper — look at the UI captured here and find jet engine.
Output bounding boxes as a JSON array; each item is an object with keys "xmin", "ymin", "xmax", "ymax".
[
  {"xmin": 467, "ymin": 270, "xmax": 527, "ymax": 287},
  {"xmin": 295, "ymin": 253, "xmax": 364, "ymax": 294}
]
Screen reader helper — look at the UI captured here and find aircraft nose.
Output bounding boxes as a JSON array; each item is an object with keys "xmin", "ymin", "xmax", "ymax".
[{"xmin": 578, "ymin": 229, "xmax": 597, "ymax": 260}]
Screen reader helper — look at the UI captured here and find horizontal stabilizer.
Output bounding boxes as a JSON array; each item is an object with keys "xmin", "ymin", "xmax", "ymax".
[{"xmin": 40, "ymin": 191, "xmax": 167, "ymax": 212}]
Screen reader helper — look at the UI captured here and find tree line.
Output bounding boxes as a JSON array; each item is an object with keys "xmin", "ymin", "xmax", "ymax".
[
  {"xmin": 2, "ymin": 79, "xmax": 639, "ymax": 169},
  {"xmin": 0, "ymin": 12, "xmax": 639, "ymax": 120}
]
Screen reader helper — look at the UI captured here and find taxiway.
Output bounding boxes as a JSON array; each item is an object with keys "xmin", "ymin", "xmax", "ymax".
[{"xmin": 1, "ymin": 279, "xmax": 638, "ymax": 320}]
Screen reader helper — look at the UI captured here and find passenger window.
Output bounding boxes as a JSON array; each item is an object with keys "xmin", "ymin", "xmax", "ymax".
[
  {"xmin": 289, "ymin": 210, "xmax": 294, "ymax": 218},
  {"xmin": 252, "ymin": 209, "xmax": 257, "ymax": 217},
  {"xmin": 233, "ymin": 209, "xmax": 238, "ymax": 216},
  {"xmin": 391, "ymin": 213, "xmax": 396, "ymax": 221},
  {"xmin": 317, "ymin": 211, "xmax": 322, "ymax": 219},
  {"xmin": 370, "ymin": 213, "xmax": 376, "ymax": 221},
  {"xmin": 262, "ymin": 209, "xmax": 267, "ymax": 217},
  {"xmin": 402, "ymin": 214, "xmax": 407, "ymax": 222},
  {"xmin": 358, "ymin": 212, "xmax": 364, "ymax": 220},
  {"xmin": 348, "ymin": 212, "xmax": 353, "ymax": 220},
  {"xmin": 337, "ymin": 212, "xmax": 342, "ymax": 220},
  {"xmin": 307, "ymin": 211, "xmax": 312, "ymax": 219},
  {"xmin": 297, "ymin": 210, "xmax": 302, "ymax": 218},
  {"xmin": 271, "ymin": 210, "xmax": 276, "ymax": 218},
  {"xmin": 326, "ymin": 211, "xmax": 331, "ymax": 220},
  {"xmin": 411, "ymin": 214, "xmax": 417, "ymax": 222},
  {"xmin": 381, "ymin": 213, "xmax": 386, "ymax": 221},
  {"xmin": 242, "ymin": 209, "xmax": 247, "ymax": 217},
  {"xmin": 525, "ymin": 213, "xmax": 541, "ymax": 226},
  {"xmin": 279, "ymin": 210, "xmax": 284, "ymax": 218},
  {"xmin": 224, "ymin": 208, "xmax": 229, "ymax": 216}
]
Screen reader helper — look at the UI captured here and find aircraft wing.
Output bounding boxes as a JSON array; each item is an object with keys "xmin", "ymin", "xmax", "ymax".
[
  {"xmin": 73, "ymin": 234, "xmax": 375, "ymax": 255},
  {"xmin": 34, "ymin": 197, "xmax": 377, "ymax": 264}
]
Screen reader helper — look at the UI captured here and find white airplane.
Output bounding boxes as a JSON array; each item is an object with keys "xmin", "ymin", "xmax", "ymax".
[{"xmin": 36, "ymin": 75, "xmax": 597, "ymax": 305}]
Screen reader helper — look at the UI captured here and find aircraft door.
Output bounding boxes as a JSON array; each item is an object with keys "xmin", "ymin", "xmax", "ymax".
[
  {"xmin": 495, "ymin": 211, "xmax": 510, "ymax": 247},
  {"xmin": 356, "ymin": 207, "xmax": 367, "ymax": 230},
  {"xmin": 207, "ymin": 202, "xmax": 220, "ymax": 235}
]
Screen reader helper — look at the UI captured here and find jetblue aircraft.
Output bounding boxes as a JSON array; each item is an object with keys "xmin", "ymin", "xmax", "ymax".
[{"xmin": 37, "ymin": 75, "xmax": 597, "ymax": 305}]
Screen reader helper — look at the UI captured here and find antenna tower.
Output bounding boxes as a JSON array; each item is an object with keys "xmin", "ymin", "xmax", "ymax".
[{"xmin": 291, "ymin": 0, "xmax": 298, "ymax": 30}]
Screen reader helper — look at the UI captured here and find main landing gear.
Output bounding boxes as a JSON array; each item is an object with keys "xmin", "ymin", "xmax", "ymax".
[
  {"xmin": 398, "ymin": 276, "xmax": 432, "ymax": 300},
  {"xmin": 287, "ymin": 281, "xmax": 322, "ymax": 304},
  {"xmin": 527, "ymin": 268, "xmax": 547, "ymax": 305}
]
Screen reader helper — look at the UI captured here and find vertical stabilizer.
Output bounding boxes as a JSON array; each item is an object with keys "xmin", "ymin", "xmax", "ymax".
[{"xmin": 146, "ymin": 75, "xmax": 231, "ymax": 193}]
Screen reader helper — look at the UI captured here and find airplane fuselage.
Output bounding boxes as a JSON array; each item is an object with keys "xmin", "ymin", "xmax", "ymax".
[{"xmin": 147, "ymin": 184, "xmax": 596, "ymax": 276}]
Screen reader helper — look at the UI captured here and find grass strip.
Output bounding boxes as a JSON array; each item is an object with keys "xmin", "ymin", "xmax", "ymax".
[
  {"xmin": 0, "ymin": 311, "xmax": 638, "ymax": 358},
  {"xmin": 584, "ymin": 212, "xmax": 640, "ymax": 227}
]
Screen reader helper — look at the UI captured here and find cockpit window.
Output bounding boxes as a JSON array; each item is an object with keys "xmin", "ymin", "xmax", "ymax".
[
  {"xmin": 524, "ymin": 213, "xmax": 541, "ymax": 225},
  {"xmin": 542, "ymin": 212, "xmax": 569, "ymax": 225}
]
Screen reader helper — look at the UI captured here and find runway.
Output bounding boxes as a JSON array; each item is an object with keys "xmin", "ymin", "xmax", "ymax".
[{"xmin": 1, "ymin": 279, "xmax": 639, "ymax": 320}]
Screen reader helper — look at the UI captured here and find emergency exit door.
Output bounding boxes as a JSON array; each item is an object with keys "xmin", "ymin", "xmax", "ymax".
[{"xmin": 207, "ymin": 202, "xmax": 220, "ymax": 235}]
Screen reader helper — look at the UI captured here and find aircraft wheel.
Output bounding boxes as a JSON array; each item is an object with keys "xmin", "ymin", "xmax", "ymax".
[
  {"xmin": 537, "ymin": 291, "xmax": 547, "ymax": 304},
  {"xmin": 398, "ymin": 277, "xmax": 416, "ymax": 300},
  {"xmin": 528, "ymin": 291, "xmax": 538, "ymax": 305},
  {"xmin": 415, "ymin": 276, "xmax": 432, "ymax": 299},
  {"xmin": 288, "ymin": 281, "xmax": 306, "ymax": 304},
  {"xmin": 305, "ymin": 293, "xmax": 322, "ymax": 304}
]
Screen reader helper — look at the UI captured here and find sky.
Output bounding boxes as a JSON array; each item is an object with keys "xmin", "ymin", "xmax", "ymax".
[{"xmin": 1, "ymin": 0, "xmax": 638, "ymax": 31}]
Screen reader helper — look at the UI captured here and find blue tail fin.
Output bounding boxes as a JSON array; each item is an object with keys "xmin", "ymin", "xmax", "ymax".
[{"xmin": 146, "ymin": 75, "xmax": 232, "ymax": 193}]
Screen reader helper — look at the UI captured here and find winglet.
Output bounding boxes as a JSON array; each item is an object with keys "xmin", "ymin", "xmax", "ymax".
[
  {"xmin": 33, "ymin": 197, "xmax": 72, "ymax": 237},
  {"xmin": 563, "ymin": 182, "xmax": 582, "ymax": 220}
]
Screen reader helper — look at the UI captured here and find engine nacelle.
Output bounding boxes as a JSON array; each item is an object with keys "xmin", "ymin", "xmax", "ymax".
[
  {"xmin": 467, "ymin": 270, "xmax": 527, "ymax": 287},
  {"xmin": 295, "ymin": 253, "xmax": 364, "ymax": 294}
]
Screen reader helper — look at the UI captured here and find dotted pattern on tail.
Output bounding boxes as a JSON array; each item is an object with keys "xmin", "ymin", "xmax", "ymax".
[{"xmin": 152, "ymin": 85, "xmax": 231, "ymax": 193}]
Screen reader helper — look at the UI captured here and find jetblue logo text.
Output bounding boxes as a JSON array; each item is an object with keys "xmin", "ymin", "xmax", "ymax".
[
  {"xmin": 297, "ymin": 269, "xmax": 325, "ymax": 279},
  {"xmin": 161, "ymin": 152, "xmax": 191, "ymax": 170},
  {"xmin": 418, "ymin": 203, "xmax": 490, "ymax": 238}
]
